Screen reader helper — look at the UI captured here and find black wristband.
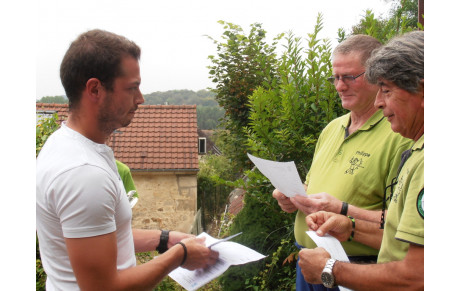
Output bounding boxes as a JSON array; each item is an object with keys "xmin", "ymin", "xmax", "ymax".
[
  {"xmin": 340, "ymin": 202, "xmax": 348, "ymax": 215},
  {"xmin": 176, "ymin": 242, "xmax": 187, "ymax": 266},
  {"xmin": 157, "ymin": 230, "xmax": 170, "ymax": 254}
]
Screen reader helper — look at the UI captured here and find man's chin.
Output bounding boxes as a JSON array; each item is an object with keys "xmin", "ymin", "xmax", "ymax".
[{"xmin": 121, "ymin": 118, "xmax": 133, "ymax": 128}]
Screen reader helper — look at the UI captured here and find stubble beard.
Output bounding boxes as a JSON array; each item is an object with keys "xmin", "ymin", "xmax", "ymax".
[{"xmin": 97, "ymin": 94, "xmax": 133, "ymax": 135}]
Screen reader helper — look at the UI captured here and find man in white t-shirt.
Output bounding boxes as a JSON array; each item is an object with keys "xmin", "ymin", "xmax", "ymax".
[{"xmin": 36, "ymin": 29, "xmax": 218, "ymax": 290}]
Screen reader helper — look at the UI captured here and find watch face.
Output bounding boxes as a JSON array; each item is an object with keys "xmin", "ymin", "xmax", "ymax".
[{"xmin": 321, "ymin": 272, "xmax": 334, "ymax": 288}]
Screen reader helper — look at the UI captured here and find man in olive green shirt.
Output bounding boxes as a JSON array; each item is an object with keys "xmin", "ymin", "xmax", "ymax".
[
  {"xmin": 299, "ymin": 31, "xmax": 424, "ymax": 290},
  {"xmin": 116, "ymin": 160, "xmax": 136, "ymax": 193}
]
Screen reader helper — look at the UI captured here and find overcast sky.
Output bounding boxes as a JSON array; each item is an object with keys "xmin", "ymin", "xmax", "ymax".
[{"xmin": 36, "ymin": 0, "xmax": 394, "ymax": 99}]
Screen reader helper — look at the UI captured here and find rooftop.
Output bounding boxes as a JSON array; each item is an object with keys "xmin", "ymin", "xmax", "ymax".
[{"xmin": 36, "ymin": 103, "xmax": 199, "ymax": 171}]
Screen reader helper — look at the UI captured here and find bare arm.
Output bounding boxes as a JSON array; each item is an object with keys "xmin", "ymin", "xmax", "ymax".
[
  {"xmin": 66, "ymin": 232, "xmax": 218, "ymax": 291},
  {"xmin": 335, "ymin": 244, "xmax": 424, "ymax": 290},
  {"xmin": 299, "ymin": 244, "xmax": 423, "ymax": 291},
  {"xmin": 347, "ymin": 206, "xmax": 382, "ymax": 223},
  {"xmin": 132, "ymin": 229, "xmax": 193, "ymax": 253},
  {"xmin": 291, "ymin": 192, "xmax": 382, "ymax": 223}
]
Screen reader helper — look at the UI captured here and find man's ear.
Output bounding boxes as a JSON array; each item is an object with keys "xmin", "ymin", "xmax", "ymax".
[{"xmin": 85, "ymin": 78, "xmax": 104, "ymax": 103}]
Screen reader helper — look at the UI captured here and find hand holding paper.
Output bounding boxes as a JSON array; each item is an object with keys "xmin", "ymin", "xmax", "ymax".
[
  {"xmin": 168, "ymin": 232, "xmax": 266, "ymax": 291},
  {"xmin": 305, "ymin": 231, "xmax": 352, "ymax": 291}
]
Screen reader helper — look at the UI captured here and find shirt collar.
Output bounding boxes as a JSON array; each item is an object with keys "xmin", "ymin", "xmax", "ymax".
[
  {"xmin": 340, "ymin": 110, "xmax": 385, "ymax": 131},
  {"xmin": 412, "ymin": 134, "xmax": 424, "ymax": 152}
]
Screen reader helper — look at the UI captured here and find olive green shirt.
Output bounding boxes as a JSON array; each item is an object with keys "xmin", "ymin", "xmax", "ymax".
[
  {"xmin": 294, "ymin": 110, "xmax": 413, "ymax": 256},
  {"xmin": 378, "ymin": 135, "xmax": 424, "ymax": 263},
  {"xmin": 116, "ymin": 160, "xmax": 136, "ymax": 193}
]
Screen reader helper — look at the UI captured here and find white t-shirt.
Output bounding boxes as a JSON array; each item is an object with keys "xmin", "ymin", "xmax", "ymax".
[{"xmin": 36, "ymin": 123, "xmax": 136, "ymax": 290}]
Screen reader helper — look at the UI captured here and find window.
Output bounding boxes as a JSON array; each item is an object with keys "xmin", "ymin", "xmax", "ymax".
[{"xmin": 198, "ymin": 137, "xmax": 206, "ymax": 154}]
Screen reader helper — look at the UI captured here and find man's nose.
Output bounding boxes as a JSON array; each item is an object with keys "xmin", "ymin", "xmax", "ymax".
[
  {"xmin": 335, "ymin": 79, "xmax": 348, "ymax": 92},
  {"xmin": 374, "ymin": 89, "xmax": 385, "ymax": 109},
  {"xmin": 136, "ymin": 90, "xmax": 145, "ymax": 105}
]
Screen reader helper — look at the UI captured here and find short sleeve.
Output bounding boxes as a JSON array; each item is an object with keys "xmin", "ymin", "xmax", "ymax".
[
  {"xmin": 396, "ymin": 160, "xmax": 424, "ymax": 246},
  {"xmin": 49, "ymin": 165, "xmax": 119, "ymax": 238}
]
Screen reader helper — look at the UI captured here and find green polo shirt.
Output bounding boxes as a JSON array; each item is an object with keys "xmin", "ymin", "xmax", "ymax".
[
  {"xmin": 116, "ymin": 160, "xmax": 137, "ymax": 193},
  {"xmin": 294, "ymin": 110, "xmax": 413, "ymax": 256},
  {"xmin": 378, "ymin": 135, "xmax": 424, "ymax": 263}
]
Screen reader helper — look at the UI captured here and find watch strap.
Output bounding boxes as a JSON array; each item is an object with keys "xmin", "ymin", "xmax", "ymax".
[
  {"xmin": 340, "ymin": 202, "xmax": 348, "ymax": 215},
  {"xmin": 322, "ymin": 258, "xmax": 338, "ymax": 288},
  {"xmin": 157, "ymin": 229, "xmax": 170, "ymax": 254}
]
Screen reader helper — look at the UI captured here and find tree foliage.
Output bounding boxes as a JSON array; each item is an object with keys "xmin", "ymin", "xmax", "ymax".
[
  {"xmin": 36, "ymin": 95, "xmax": 68, "ymax": 104},
  {"xmin": 36, "ymin": 113, "xmax": 60, "ymax": 157},
  {"xmin": 143, "ymin": 89, "xmax": 217, "ymax": 106},
  {"xmin": 246, "ymin": 14, "xmax": 345, "ymax": 177},
  {"xmin": 350, "ymin": 0, "xmax": 421, "ymax": 42},
  {"xmin": 207, "ymin": 21, "xmax": 282, "ymax": 172}
]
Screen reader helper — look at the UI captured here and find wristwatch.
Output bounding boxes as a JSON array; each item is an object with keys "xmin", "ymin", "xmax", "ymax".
[
  {"xmin": 321, "ymin": 258, "xmax": 338, "ymax": 288},
  {"xmin": 157, "ymin": 230, "xmax": 170, "ymax": 254}
]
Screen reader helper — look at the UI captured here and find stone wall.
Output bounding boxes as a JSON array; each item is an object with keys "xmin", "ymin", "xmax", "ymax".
[{"xmin": 131, "ymin": 171, "xmax": 197, "ymax": 233}]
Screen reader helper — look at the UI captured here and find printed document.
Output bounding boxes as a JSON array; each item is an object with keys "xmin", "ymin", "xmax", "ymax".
[
  {"xmin": 247, "ymin": 153, "xmax": 306, "ymax": 197},
  {"xmin": 306, "ymin": 231, "xmax": 352, "ymax": 291},
  {"xmin": 168, "ymin": 232, "xmax": 266, "ymax": 291}
]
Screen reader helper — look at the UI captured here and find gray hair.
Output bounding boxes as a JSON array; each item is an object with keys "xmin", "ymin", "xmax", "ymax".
[
  {"xmin": 365, "ymin": 31, "xmax": 424, "ymax": 93},
  {"xmin": 333, "ymin": 35, "xmax": 382, "ymax": 65}
]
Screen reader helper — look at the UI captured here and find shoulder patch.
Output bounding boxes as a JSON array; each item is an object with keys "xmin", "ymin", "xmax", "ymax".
[{"xmin": 417, "ymin": 188, "xmax": 424, "ymax": 218}]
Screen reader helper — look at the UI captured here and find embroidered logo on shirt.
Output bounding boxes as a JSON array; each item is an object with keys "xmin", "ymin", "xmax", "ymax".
[
  {"xmin": 392, "ymin": 172, "xmax": 405, "ymax": 203},
  {"xmin": 345, "ymin": 151, "xmax": 370, "ymax": 175},
  {"xmin": 417, "ymin": 188, "xmax": 424, "ymax": 219}
]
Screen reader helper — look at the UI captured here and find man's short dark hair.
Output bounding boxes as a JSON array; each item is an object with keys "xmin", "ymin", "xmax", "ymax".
[{"xmin": 60, "ymin": 29, "xmax": 141, "ymax": 110}]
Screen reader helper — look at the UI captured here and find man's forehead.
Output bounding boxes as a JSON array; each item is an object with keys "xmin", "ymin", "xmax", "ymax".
[{"xmin": 332, "ymin": 53, "xmax": 365, "ymax": 73}]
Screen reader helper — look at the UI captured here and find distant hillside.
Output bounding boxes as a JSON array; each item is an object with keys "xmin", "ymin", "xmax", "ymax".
[
  {"xmin": 143, "ymin": 89, "xmax": 218, "ymax": 107},
  {"xmin": 36, "ymin": 89, "xmax": 223, "ymax": 130}
]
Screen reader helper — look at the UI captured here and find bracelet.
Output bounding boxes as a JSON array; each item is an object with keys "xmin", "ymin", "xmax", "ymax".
[
  {"xmin": 340, "ymin": 202, "xmax": 349, "ymax": 215},
  {"xmin": 157, "ymin": 230, "xmax": 170, "ymax": 254},
  {"xmin": 347, "ymin": 216, "xmax": 355, "ymax": 241},
  {"xmin": 176, "ymin": 242, "xmax": 187, "ymax": 266}
]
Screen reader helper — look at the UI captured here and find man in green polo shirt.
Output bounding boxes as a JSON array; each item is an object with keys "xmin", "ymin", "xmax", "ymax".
[
  {"xmin": 272, "ymin": 35, "xmax": 412, "ymax": 290},
  {"xmin": 298, "ymin": 31, "xmax": 424, "ymax": 290},
  {"xmin": 116, "ymin": 160, "xmax": 137, "ymax": 193}
]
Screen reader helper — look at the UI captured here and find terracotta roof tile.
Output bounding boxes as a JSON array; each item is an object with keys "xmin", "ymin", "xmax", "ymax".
[{"xmin": 36, "ymin": 103, "xmax": 199, "ymax": 171}]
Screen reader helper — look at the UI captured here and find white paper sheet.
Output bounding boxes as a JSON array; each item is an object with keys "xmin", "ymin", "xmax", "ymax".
[
  {"xmin": 168, "ymin": 232, "xmax": 266, "ymax": 291},
  {"xmin": 247, "ymin": 153, "xmax": 306, "ymax": 197},
  {"xmin": 306, "ymin": 231, "xmax": 352, "ymax": 291},
  {"xmin": 306, "ymin": 231, "xmax": 349, "ymax": 262}
]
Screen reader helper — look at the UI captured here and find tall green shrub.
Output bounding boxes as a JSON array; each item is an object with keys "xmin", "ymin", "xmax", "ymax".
[
  {"xmin": 207, "ymin": 21, "xmax": 282, "ymax": 173},
  {"xmin": 350, "ymin": 0, "xmax": 421, "ymax": 43},
  {"xmin": 246, "ymin": 14, "xmax": 344, "ymax": 177}
]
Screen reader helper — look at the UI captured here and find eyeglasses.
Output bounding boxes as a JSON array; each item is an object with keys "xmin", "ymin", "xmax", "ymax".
[{"xmin": 327, "ymin": 72, "xmax": 365, "ymax": 85}]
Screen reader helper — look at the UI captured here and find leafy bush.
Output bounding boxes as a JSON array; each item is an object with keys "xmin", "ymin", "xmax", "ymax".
[
  {"xmin": 207, "ymin": 21, "xmax": 282, "ymax": 172},
  {"xmin": 216, "ymin": 170, "xmax": 297, "ymax": 290}
]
